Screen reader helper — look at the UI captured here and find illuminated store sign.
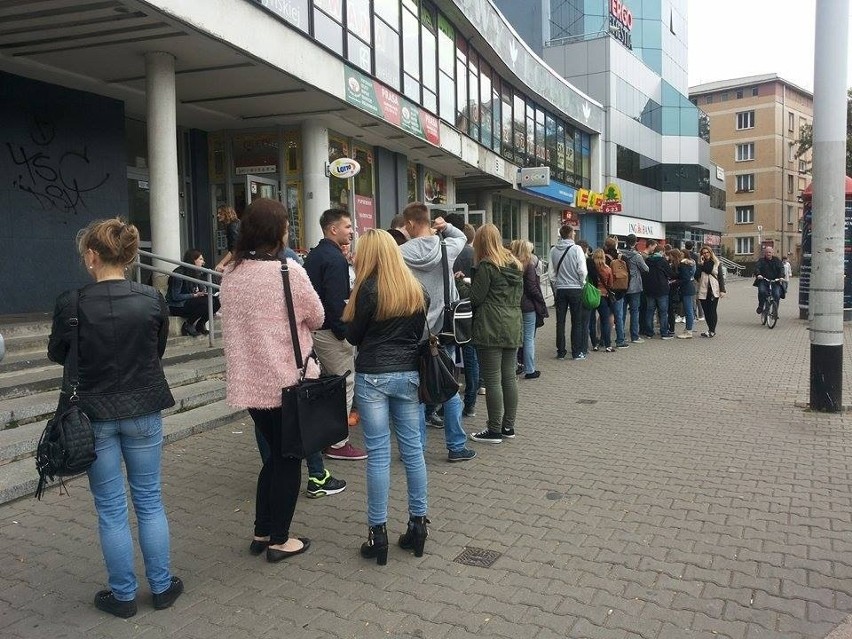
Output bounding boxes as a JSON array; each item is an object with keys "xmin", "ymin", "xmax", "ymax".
[{"xmin": 609, "ymin": 0, "xmax": 633, "ymax": 50}]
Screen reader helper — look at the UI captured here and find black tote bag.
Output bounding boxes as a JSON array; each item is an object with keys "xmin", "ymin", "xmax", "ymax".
[
  {"xmin": 279, "ymin": 264, "xmax": 350, "ymax": 459},
  {"xmin": 417, "ymin": 333, "xmax": 460, "ymax": 405}
]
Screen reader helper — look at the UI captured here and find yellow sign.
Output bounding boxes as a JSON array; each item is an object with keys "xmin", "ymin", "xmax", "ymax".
[{"xmin": 576, "ymin": 189, "xmax": 590, "ymax": 208}]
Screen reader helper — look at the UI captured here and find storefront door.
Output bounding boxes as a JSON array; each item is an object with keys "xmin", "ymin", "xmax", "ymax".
[{"xmin": 245, "ymin": 174, "xmax": 279, "ymax": 205}]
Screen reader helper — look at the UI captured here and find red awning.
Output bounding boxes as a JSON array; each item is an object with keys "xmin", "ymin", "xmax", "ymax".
[{"xmin": 802, "ymin": 176, "xmax": 852, "ymax": 197}]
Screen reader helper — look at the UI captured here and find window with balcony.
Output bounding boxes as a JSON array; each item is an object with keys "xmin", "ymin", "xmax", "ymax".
[
  {"xmin": 736, "ymin": 174, "xmax": 754, "ymax": 192},
  {"xmin": 735, "ymin": 206, "xmax": 754, "ymax": 224},
  {"xmin": 736, "ymin": 143, "xmax": 755, "ymax": 162},
  {"xmin": 736, "ymin": 111, "xmax": 754, "ymax": 130},
  {"xmin": 736, "ymin": 237, "xmax": 754, "ymax": 255}
]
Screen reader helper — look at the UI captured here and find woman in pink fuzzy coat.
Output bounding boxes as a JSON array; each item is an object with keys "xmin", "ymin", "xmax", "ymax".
[{"xmin": 220, "ymin": 198, "xmax": 323, "ymax": 562}]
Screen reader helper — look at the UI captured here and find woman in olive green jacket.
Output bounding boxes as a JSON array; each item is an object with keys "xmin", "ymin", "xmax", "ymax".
[{"xmin": 467, "ymin": 224, "xmax": 523, "ymax": 444}]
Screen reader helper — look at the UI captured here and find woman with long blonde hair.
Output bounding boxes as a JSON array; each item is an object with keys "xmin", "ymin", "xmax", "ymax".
[
  {"xmin": 468, "ymin": 224, "xmax": 523, "ymax": 445},
  {"xmin": 697, "ymin": 245, "xmax": 725, "ymax": 337},
  {"xmin": 509, "ymin": 240, "xmax": 547, "ymax": 378},
  {"xmin": 343, "ymin": 229, "xmax": 430, "ymax": 565},
  {"xmin": 589, "ymin": 248, "xmax": 615, "ymax": 352}
]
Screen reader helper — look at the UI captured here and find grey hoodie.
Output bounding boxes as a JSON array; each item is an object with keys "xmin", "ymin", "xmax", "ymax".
[
  {"xmin": 620, "ymin": 248, "xmax": 649, "ymax": 294},
  {"xmin": 400, "ymin": 223, "xmax": 466, "ymax": 334},
  {"xmin": 549, "ymin": 239, "xmax": 587, "ymax": 289}
]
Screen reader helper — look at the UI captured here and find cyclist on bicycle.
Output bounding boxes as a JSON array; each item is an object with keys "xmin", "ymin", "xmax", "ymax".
[{"xmin": 754, "ymin": 246, "xmax": 784, "ymax": 314}]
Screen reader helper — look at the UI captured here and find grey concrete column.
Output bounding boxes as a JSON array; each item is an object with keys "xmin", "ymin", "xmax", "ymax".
[
  {"xmin": 302, "ymin": 120, "xmax": 330, "ymax": 250},
  {"xmin": 145, "ymin": 52, "xmax": 181, "ymax": 267}
]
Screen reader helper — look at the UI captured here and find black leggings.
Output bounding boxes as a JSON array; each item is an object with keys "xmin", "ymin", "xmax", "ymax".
[
  {"xmin": 248, "ymin": 407, "xmax": 301, "ymax": 545},
  {"xmin": 700, "ymin": 297, "xmax": 719, "ymax": 333}
]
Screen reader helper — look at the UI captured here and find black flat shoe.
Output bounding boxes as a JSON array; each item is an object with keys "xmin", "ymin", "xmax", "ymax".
[
  {"xmin": 153, "ymin": 576, "xmax": 183, "ymax": 610},
  {"xmin": 180, "ymin": 322, "xmax": 199, "ymax": 337},
  {"xmin": 94, "ymin": 590, "xmax": 137, "ymax": 618},
  {"xmin": 266, "ymin": 537, "xmax": 311, "ymax": 562},
  {"xmin": 249, "ymin": 538, "xmax": 269, "ymax": 555}
]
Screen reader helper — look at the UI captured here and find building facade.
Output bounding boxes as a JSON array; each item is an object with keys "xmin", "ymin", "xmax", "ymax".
[
  {"xmin": 494, "ymin": 0, "xmax": 726, "ymax": 250},
  {"xmin": 0, "ymin": 0, "xmax": 604, "ymax": 314},
  {"xmin": 689, "ymin": 75, "xmax": 814, "ymax": 268}
]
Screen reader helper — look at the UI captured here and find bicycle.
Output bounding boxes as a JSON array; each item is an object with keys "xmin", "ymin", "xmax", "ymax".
[{"xmin": 760, "ymin": 278, "xmax": 783, "ymax": 329}]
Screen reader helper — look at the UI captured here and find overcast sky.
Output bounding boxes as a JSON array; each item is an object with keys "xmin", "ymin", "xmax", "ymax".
[{"xmin": 687, "ymin": 0, "xmax": 852, "ymax": 92}]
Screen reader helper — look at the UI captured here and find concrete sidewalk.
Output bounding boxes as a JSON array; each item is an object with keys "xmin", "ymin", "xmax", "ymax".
[{"xmin": 2, "ymin": 278, "xmax": 852, "ymax": 639}]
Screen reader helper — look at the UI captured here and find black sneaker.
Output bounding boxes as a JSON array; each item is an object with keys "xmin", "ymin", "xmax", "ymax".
[
  {"xmin": 426, "ymin": 413, "xmax": 443, "ymax": 428},
  {"xmin": 523, "ymin": 371, "xmax": 540, "ymax": 379},
  {"xmin": 94, "ymin": 590, "xmax": 137, "ymax": 618},
  {"xmin": 306, "ymin": 470, "xmax": 347, "ymax": 498},
  {"xmin": 153, "ymin": 576, "xmax": 184, "ymax": 610},
  {"xmin": 501, "ymin": 427, "xmax": 515, "ymax": 439},
  {"xmin": 470, "ymin": 429, "xmax": 502, "ymax": 444},
  {"xmin": 447, "ymin": 447, "xmax": 477, "ymax": 462}
]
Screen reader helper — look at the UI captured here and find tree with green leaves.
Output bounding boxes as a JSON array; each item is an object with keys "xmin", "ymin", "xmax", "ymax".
[{"xmin": 794, "ymin": 88, "xmax": 852, "ymax": 175}]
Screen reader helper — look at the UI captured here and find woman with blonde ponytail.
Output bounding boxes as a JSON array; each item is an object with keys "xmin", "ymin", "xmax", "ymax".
[{"xmin": 343, "ymin": 229, "xmax": 430, "ymax": 565}]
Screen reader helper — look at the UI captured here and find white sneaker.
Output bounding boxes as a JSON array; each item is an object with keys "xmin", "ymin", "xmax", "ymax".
[{"xmin": 676, "ymin": 331, "xmax": 693, "ymax": 339}]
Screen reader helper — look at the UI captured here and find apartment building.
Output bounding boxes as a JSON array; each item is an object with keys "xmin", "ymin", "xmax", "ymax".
[{"xmin": 689, "ymin": 75, "xmax": 813, "ymax": 268}]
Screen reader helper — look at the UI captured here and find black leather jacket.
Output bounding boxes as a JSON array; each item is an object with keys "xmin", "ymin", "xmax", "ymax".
[
  {"xmin": 346, "ymin": 277, "xmax": 428, "ymax": 374},
  {"xmin": 48, "ymin": 280, "xmax": 175, "ymax": 420}
]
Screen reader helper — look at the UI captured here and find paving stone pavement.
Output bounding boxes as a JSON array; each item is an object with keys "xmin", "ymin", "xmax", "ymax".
[{"xmin": 2, "ymin": 278, "xmax": 852, "ymax": 639}]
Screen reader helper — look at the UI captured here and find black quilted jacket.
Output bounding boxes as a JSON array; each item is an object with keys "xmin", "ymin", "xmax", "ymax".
[{"xmin": 48, "ymin": 280, "xmax": 175, "ymax": 420}]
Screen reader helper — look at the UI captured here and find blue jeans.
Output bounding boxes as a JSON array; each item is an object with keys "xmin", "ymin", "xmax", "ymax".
[
  {"xmin": 521, "ymin": 311, "xmax": 537, "ymax": 373},
  {"xmin": 355, "ymin": 371, "xmax": 427, "ymax": 525},
  {"xmin": 594, "ymin": 298, "xmax": 613, "ymax": 348},
  {"xmin": 461, "ymin": 342, "xmax": 479, "ymax": 410},
  {"xmin": 682, "ymin": 293, "xmax": 695, "ymax": 331},
  {"xmin": 757, "ymin": 280, "xmax": 782, "ymax": 308},
  {"xmin": 624, "ymin": 292, "xmax": 641, "ymax": 341},
  {"xmin": 255, "ymin": 425, "xmax": 325, "ymax": 478},
  {"xmin": 611, "ymin": 296, "xmax": 626, "ymax": 345},
  {"xmin": 645, "ymin": 295, "xmax": 671, "ymax": 337},
  {"xmin": 87, "ymin": 412, "xmax": 172, "ymax": 601}
]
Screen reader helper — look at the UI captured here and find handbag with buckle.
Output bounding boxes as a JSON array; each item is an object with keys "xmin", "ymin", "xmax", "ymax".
[{"xmin": 279, "ymin": 263, "xmax": 350, "ymax": 459}]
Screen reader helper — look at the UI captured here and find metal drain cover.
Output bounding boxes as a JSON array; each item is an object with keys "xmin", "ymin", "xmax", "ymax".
[
  {"xmin": 576, "ymin": 398, "xmax": 598, "ymax": 404},
  {"xmin": 453, "ymin": 546, "xmax": 502, "ymax": 568}
]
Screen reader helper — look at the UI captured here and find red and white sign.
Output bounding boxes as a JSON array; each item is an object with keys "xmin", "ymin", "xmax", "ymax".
[{"xmin": 610, "ymin": 0, "xmax": 633, "ymax": 29}]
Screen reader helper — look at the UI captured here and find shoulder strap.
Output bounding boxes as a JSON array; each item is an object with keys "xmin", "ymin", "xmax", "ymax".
[
  {"xmin": 280, "ymin": 263, "xmax": 307, "ymax": 375},
  {"xmin": 555, "ymin": 247, "xmax": 571, "ymax": 278},
  {"xmin": 67, "ymin": 290, "xmax": 80, "ymax": 402},
  {"xmin": 440, "ymin": 239, "xmax": 450, "ymax": 309}
]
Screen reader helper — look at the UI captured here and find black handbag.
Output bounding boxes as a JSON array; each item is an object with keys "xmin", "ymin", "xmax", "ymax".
[
  {"xmin": 417, "ymin": 333, "xmax": 460, "ymax": 405},
  {"xmin": 279, "ymin": 264, "xmax": 350, "ymax": 459},
  {"xmin": 35, "ymin": 290, "xmax": 96, "ymax": 499},
  {"xmin": 438, "ymin": 240, "xmax": 473, "ymax": 345}
]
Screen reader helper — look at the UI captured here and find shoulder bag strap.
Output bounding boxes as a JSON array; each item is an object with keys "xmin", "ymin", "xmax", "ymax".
[
  {"xmin": 440, "ymin": 239, "xmax": 451, "ymax": 309},
  {"xmin": 280, "ymin": 263, "xmax": 307, "ymax": 375},
  {"xmin": 555, "ymin": 247, "xmax": 571, "ymax": 279},
  {"xmin": 67, "ymin": 290, "xmax": 81, "ymax": 402}
]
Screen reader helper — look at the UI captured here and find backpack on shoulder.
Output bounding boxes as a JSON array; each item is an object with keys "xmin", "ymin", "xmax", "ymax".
[{"xmin": 609, "ymin": 256, "xmax": 630, "ymax": 294}]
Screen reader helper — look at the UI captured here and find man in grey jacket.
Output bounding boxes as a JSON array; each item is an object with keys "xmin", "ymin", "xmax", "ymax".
[
  {"xmin": 400, "ymin": 202, "xmax": 476, "ymax": 463},
  {"xmin": 549, "ymin": 225, "xmax": 588, "ymax": 360},
  {"xmin": 620, "ymin": 234, "xmax": 649, "ymax": 343}
]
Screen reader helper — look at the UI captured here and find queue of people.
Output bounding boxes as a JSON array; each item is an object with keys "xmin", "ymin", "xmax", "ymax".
[{"xmin": 50, "ymin": 205, "xmax": 731, "ymax": 619}]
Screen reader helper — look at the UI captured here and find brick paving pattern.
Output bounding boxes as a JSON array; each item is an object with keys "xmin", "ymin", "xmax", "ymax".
[{"xmin": 2, "ymin": 278, "xmax": 852, "ymax": 639}]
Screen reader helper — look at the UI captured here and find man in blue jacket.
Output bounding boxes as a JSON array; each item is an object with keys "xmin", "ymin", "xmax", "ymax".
[{"xmin": 304, "ymin": 209, "xmax": 367, "ymax": 466}]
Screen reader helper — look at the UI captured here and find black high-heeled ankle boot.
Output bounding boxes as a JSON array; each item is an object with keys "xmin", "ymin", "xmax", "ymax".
[
  {"xmin": 360, "ymin": 524, "xmax": 388, "ymax": 565},
  {"xmin": 398, "ymin": 515, "xmax": 429, "ymax": 557}
]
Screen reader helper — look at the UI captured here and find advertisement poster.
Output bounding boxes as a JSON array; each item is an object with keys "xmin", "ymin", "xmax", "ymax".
[{"xmin": 345, "ymin": 67, "xmax": 440, "ymax": 146}]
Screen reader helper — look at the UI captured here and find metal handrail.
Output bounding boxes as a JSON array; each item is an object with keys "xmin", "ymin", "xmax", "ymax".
[
  {"xmin": 132, "ymin": 249, "xmax": 220, "ymax": 347},
  {"xmin": 718, "ymin": 255, "xmax": 745, "ymax": 275}
]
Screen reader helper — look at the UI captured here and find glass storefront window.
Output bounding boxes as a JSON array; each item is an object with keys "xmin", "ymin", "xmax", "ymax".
[
  {"xmin": 347, "ymin": 0, "xmax": 371, "ymax": 42},
  {"xmin": 467, "ymin": 52, "xmax": 479, "ymax": 140},
  {"xmin": 126, "ymin": 118, "xmax": 148, "ymax": 169},
  {"xmin": 492, "ymin": 195, "xmax": 520, "ymax": 243},
  {"xmin": 402, "ymin": 5, "xmax": 420, "ymax": 83},
  {"xmin": 353, "ymin": 145, "xmax": 376, "ymax": 231},
  {"xmin": 438, "ymin": 71, "xmax": 454, "ymax": 122},
  {"xmin": 421, "ymin": 2, "xmax": 437, "ymax": 94},
  {"xmin": 284, "ymin": 130, "xmax": 301, "ymax": 175},
  {"xmin": 328, "ymin": 134, "xmax": 349, "ymax": 210},
  {"xmin": 232, "ymin": 132, "xmax": 279, "ymax": 175},
  {"xmin": 374, "ymin": 0, "xmax": 399, "ymax": 26},
  {"xmin": 529, "ymin": 205, "xmax": 551, "ymax": 259},
  {"xmin": 438, "ymin": 15, "xmax": 454, "ymax": 74},
  {"xmin": 286, "ymin": 181, "xmax": 304, "ymax": 250},
  {"xmin": 208, "ymin": 134, "xmax": 226, "ymax": 183},
  {"xmin": 513, "ymin": 93, "xmax": 525, "ymax": 163},
  {"xmin": 423, "ymin": 169, "xmax": 446, "ymax": 205},
  {"xmin": 314, "ymin": 9, "xmax": 343, "ymax": 56},
  {"xmin": 408, "ymin": 163, "xmax": 419, "ymax": 203}
]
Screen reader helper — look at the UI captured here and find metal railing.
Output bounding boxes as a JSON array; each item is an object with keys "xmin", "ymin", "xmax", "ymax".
[
  {"xmin": 133, "ymin": 249, "xmax": 220, "ymax": 347},
  {"xmin": 718, "ymin": 255, "xmax": 746, "ymax": 277}
]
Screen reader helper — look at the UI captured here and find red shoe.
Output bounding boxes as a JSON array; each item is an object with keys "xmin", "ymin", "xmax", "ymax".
[{"xmin": 324, "ymin": 442, "xmax": 367, "ymax": 460}]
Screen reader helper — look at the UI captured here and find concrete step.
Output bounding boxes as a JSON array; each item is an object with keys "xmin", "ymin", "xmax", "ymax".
[
  {"xmin": 0, "ymin": 399, "xmax": 247, "ymax": 504},
  {"xmin": 0, "ymin": 375, "xmax": 227, "ymax": 431},
  {"xmin": 0, "ymin": 343, "xmax": 224, "ymax": 402}
]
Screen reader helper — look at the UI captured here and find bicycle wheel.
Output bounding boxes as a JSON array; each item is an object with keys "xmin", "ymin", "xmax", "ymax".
[
  {"xmin": 767, "ymin": 300, "xmax": 778, "ymax": 329},
  {"xmin": 761, "ymin": 304, "xmax": 768, "ymax": 325}
]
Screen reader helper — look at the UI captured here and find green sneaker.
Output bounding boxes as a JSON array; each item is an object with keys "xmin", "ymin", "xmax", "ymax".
[{"xmin": 306, "ymin": 470, "xmax": 347, "ymax": 498}]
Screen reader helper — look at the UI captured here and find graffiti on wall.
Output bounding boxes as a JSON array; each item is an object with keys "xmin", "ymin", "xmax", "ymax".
[{"xmin": 6, "ymin": 116, "xmax": 111, "ymax": 214}]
